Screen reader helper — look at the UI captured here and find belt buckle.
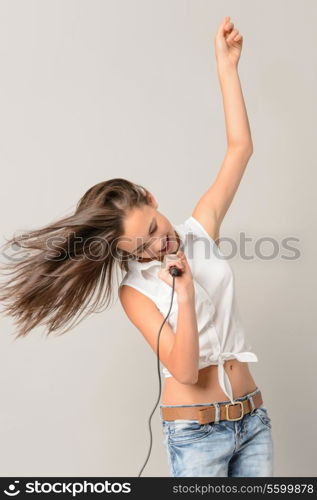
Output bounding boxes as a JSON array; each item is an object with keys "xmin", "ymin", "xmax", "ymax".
[{"xmin": 225, "ymin": 401, "xmax": 244, "ymax": 421}]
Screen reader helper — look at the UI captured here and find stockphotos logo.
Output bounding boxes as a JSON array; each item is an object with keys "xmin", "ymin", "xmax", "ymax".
[
  {"xmin": 3, "ymin": 480, "xmax": 132, "ymax": 496},
  {"xmin": 3, "ymin": 481, "xmax": 20, "ymax": 496}
]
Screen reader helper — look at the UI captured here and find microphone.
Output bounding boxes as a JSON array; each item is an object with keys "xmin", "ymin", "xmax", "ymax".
[{"xmin": 169, "ymin": 265, "xmax": 183, "ymax": 277}]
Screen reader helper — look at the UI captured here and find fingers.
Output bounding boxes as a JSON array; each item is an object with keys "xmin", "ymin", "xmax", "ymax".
[
  {"xmin": 218, "ymin": 16, "xmax": 231, "ymax": 37},
  {"xmin": 157, "ymin": 251, "xmax": 192, "ymax": 287},
  {"xmin": 224, "ymin": 20, "xmax": 233, "ymax": 33},
  {"xmin": 177, "ymin": 251, "xmax": 188, "ymax": 266},
  {"xmin": 227, "ymin": 28, "xmax": 239, "ymax": 42},
  {"xmin": 222, "ymin": 16, "xmax": 231, "ymax": 29},
  {"xmin": 218, "ymin": 16, "xmax": 242, "ymax": 43},
  {"xmin": 162, "ymin": 251, "xmax": 186, "ymax": 272}
]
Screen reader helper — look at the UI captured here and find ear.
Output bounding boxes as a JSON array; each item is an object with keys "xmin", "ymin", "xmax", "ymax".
[{"xmin": 147, "ymin": 191, "xmax": 158, "ymax": 208}]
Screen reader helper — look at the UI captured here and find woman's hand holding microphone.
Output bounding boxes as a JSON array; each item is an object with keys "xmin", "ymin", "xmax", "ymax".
[{"xmin": 157, "ymin": 251, "xmax": 195, "ymax": 301}]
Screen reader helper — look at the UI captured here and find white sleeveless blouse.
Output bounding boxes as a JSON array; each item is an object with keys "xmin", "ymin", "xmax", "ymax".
[{"xmin": 119, "ymin": 215, "xmax": 258, "ymax": 404}]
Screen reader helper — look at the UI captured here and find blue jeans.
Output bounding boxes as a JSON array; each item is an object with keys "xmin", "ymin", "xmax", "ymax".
[{"xmin": 160, "ymin": 387, "xmax": 274, "ymax": 477}]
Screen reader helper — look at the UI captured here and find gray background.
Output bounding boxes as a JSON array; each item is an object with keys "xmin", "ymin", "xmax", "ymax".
[{"xmin": 0, "ymin": 0, "xmax": 316, "ymax": 477}]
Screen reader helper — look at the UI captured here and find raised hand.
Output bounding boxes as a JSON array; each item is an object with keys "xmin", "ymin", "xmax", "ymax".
[{"xmin": 214, "ymin": 16, "xmax": 243, "ymax": 68}]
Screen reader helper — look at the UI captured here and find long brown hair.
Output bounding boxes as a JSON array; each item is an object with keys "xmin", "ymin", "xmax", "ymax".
[{"xmin": 0, "ymin": 178, "xmax": 150, "ymax": 339}]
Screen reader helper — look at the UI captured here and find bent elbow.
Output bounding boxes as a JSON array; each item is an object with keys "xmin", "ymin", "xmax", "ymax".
[
  {"xmin": 178, "ymin": 373, "xmax": 198, "ymax": 385},
  {"xmin": 228, "ymin": 143, "xmax": 253, "ymax": 158},
  {"xmin": 189, "ymin": 375, "xmax": 199, "ymax": 385}
]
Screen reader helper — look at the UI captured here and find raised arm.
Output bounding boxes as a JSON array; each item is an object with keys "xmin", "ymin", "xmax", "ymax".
[{"xmin": 192, "ymin": 16, "xmax": 253, "ymax": 240}]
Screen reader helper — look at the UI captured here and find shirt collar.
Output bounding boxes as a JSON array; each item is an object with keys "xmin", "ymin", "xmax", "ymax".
[{"xmin": 127, "ymin": 221, "xmax": 187, "ymax": 273}]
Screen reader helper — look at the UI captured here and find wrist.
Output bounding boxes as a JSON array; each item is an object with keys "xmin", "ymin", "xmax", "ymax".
[
  {"xmin": 216, "ymin": 59, "xmax": 238, "ymax": 74},
  {"xmin": 177, "ymin": 287, "xmax": 195, "ymax": 304}
]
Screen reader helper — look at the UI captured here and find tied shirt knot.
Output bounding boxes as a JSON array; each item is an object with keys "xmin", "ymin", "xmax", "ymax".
[{"xmin": 217, "ymin": 351, "xmax": 258, "ymax": 404}]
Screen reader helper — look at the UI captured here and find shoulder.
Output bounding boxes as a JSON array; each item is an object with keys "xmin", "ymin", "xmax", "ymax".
[{"xmin": 118, "ymin": 271, "xmax": 158, "ymax": 307}]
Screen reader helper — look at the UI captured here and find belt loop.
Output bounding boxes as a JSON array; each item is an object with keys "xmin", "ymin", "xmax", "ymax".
[
  {"xmin": 247, "ymin": 394, "xmax": 255, "ymax": 413},
  {"xmin": 213, "ymin": 403, "xmax": 220, "ymax": 424}
]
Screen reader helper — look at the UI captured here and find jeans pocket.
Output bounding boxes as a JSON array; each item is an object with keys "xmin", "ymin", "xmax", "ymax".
[
  {"xmin": 162, "ymin": 420, "xmax": 169, "ymax": 434},
  {"xmin": 168, "ymin": 419, "xmax": 214, "ymax": 444},
  {"xmin": 252, "ymin": 405, "xmax": 272, "ymax": 429}
]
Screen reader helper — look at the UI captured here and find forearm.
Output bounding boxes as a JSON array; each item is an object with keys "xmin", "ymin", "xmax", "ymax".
[
  {"xmin": 166, "ymin": 290, "xmax": 199, "ymax": 384},
  {"xmin": 217, "ymin": 62, "xmax": 253, "ymax": 151}
]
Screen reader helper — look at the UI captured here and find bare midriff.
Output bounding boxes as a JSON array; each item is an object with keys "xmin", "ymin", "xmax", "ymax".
[{"xmin": 161, "ymin": 359, "xmax": 258, "ymax": 405}]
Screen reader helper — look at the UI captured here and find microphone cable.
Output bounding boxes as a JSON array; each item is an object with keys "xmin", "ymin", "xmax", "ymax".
[{"xmin": 137, "ymin": 265, "xmax": 183, "ymax": 477}]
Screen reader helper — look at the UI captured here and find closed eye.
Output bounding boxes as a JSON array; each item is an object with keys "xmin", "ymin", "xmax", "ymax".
[{"xmin": 137, "ymin": 221, "xmax": 158, "ymax": 253}]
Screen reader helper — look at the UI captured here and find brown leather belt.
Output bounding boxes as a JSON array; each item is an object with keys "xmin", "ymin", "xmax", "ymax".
[{"xmin": 160, "ymin": 390, "xmax": 263, "ymax": 425}]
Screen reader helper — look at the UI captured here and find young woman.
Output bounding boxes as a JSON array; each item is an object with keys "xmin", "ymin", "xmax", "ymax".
[
  {"xmin": 0, "ymin": 16, "xmax": 273, "ymax": 477},
  {"xmin": 118, "ymin": 17, "xmax": 274, "ymax": 477}
]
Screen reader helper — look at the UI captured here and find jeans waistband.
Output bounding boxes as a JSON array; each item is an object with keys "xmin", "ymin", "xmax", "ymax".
[{"xmin": 160, "ymin": 386, "xmax": 261, "ymax": 408}]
